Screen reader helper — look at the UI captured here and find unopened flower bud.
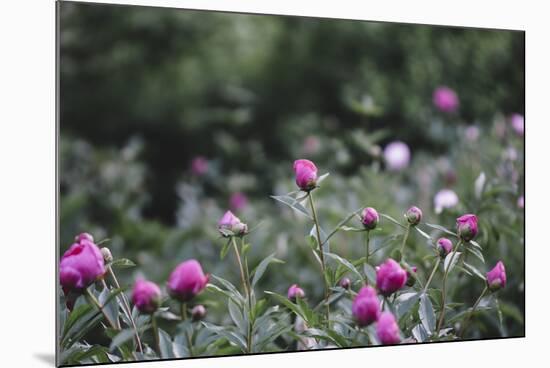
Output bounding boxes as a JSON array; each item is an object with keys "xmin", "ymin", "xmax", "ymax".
[
  {"xmin": 486, "ymin": 261, "xmax": 506, "ymax": 291},
  {"xmin": 377, "ymin": 312, "xmax": 401, "ymax": 345},
  {"xmin": 352, "ymin": 286, "xmax": 380, "ymax": 327},
  {"xmin": 406, "ymin": 266, "xmax": 417, "ymax": 287},
  {"xmin": 456, "ymin": 214, "xmax": 478, "ymax": 242},
  {"xmin": 101, "ymin": 247, "xmax": 113, "ymax": 263},
  {"xmin": 191, "ymin": 304, "xmax": 207, "ymax": 321},
  {"xmin": 293, "ymin": 159, "xmax": 318, "ymax": 191},
  {"xmin": 436, "ymin": 237, "xmax": 453, "ymax": 257},
  {"xmin": 287, "ymin": 284, "xmax": 305, "ymax": 301},
  {"xmin": 405, "ymin": 206, "xmax": 422, "ymax": 226},
  {"xmin": 339, "ymin": 277, "xmax": 351, "ymax": 289},
  {"xmin": 361, "ymin": 207, "xmax": 379, "ymax": 230},
  {"xmin": 376, "ymin": 259, "xmax": 407, "ymax": 296},
  {"xmin": 218, "ymin": 210, "xmax": 248, "ymax": 237},
  {"xmin": 132, "ymin": 279, "xmax": 161, "ymax": 314}
]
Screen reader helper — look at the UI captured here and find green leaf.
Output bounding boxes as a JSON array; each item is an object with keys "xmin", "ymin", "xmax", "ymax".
[
  {"xmin": 111, "ymin": 258, "xmax": 136, "ymax": 268},
  {"xmin": 317, "ymin": 172, "xmax": 330, "ymax": 185},
  {"xmin": 395, "ymin": 292, "xmax": 420, "ymax": 319},
  {"xmin": 415, "ymin": 227, "xmax": 432, "ymax": 240},
  {"xmin": 339, "ymin": 226, "xmax": 364, "ymax": 232},
  {"xmin": 228, "ymin": 299, "xmax": 246, "ymax": 335},
  {"xmin": 251, "ymin": 253, "xmax": 284, "ymax": 288},
  {"xmin": 470, "ymin": 240, "xmax": 483, "ymax": 250},
  {"xmin": 211, "ymin": 274, "xmax": 243, "ymax": 301},
  {"xmin": 109, "ymin": 328, "xmax": 139, "ymax": 352},
  {"xmin": 463, "ymin": 262, "xmax": 486, "ymax": 281},
  {"xmin": 264, "ymin": 291, "xmax": 308, "ymax": 323},
  {"xmin": 419, "ymin": 294, "xmax": 436, "ymax": 335},
  {"xmin": 380, "ymin": 213, "xmax": 406, "ymax": 228},
  {"xmin": 62, "ymin": 304, "xmax": 94, "ymax": 338},
  {"xmin": 466, "ymin": 245, "xmax": 485, "ymax": 263},
  {"xmin": 158, "ymin": 328, "xmax": 175, "ymax": 358},
  {"xmin": 425, "ymin": 223, "xmax": 457, "ymax": 237},
  {"xmin": 325, "ymin": 252, "xmax": 363, "ymax": 281},
  {"xmin": 220, "ymin": 238, "xmax": 231, "ymax": 260},
  {"xmin": 363, "ymin": 263, "xmax": 377, "ymax": 285},
  {"xmin": 444, "ymin": 252, "xmax": 462, "ymax": 273},
  {"xmin": 412, "ymin": 323, "xmax": 429, "ymax": 342},
  {"xmin": 271, "ymin": 195, "xmax": 312, "ymax": 219}
]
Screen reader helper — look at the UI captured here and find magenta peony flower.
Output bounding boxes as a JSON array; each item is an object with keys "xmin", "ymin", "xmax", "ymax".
[
  {"xmin": 339, "ymin": 277, "xmax": 351, "ymax": 290},
  {"xmin": 167, "ymin": 259, "xmax": 209, "ymax": 302},
  {"xmin": 191, "ymin": 304, "xmax": 207, "ymax": 321},
  {"xmin": 486, "ymin": 261, "xmax": 506, "ymax": 291},
  {"xmin": 191, "ymin": 156, "xmax": 208, "ymax": 176},
  {"xmin": 437, "ymin": 237, "xmax": 453, "ymax": 256},
  {"xmin": 293, "ymin": 159, "xmax": 318, "ymax": 191},
  {"xmin": 383, "ymin": 141, "xmax": 410, "ymax": 171},
  {"xmin": 406, "ymin": 266, "xmax": 418, "ymax": 287},
  {"xmin": 218, "ymin": 210, "xmax": 248, "ymax": 237},
  {"xmin": 287, "ymin": 284, "xmax": 305, "ymax": 301},
  {"xmin": 377, "ymin": 312, "xmax": 400, "ymax": 345},
  {"xmin": 352, "ymin": 286, "xmax": 380, "ymax": 327},
  {"xmin": 406, "ymin": 206, "xmax": 422, "ymax": 226},
  {"xmin": 132, "ymin": 279, "xmax": 162, "ymax": 314},
  {"xmin": 456, "ymin": 214, "xmax": 478, "ymax": 242},
  {"xmin": 434, "ymin": 189, "xmax": 459, "ymax": 214},
  {"xmin": 510, "ymin": 113, "xmax": 524, "ymax": 136},
  {"xmin": 229, "ymin": 192, "xmax": 248, "ymax": 212},
  {"xmin": 433, "ymin": 86, "xmax": 459, "ymax": 113},
  {"xmin": 376, "ymin": 259, "xmax": 407, "ymax": 296},
  {"xmin": 361, "ymin": 207, "xmax": 379, "ymax": 230},
  {"xmin": 60, "ymin": 237, "xmax": 105, "ymax": 294}
]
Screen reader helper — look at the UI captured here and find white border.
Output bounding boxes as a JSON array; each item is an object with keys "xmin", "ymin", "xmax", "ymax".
[{"xmin": 2, "ymin": 1, "xmax": 547, "ymax": 367}]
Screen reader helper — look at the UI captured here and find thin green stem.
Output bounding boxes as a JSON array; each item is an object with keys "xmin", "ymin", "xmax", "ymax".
[
  {"xmin": 365, "ymin": 230, "xmax": 371, "ymax": 266},
  {"xmin": 107, "ymin": 265, "xmax": 143, "ymax": 353},
  {"xmin": 308, "ymin": 191, "xmax": 330, "ymax": 326},
  {"xmin": 233, "ymin": 237, "xmax": 252, "ymax": 353},
  {"xmin": 399, "ymin": 224, "xmax": 410, "ymax": 261},
  {"xmin": 459, "ymin": 285, "xmax": 488, "ymax": 338},
  {"xmin": 181, "ymin": 303, "xmax": 194, "ymax": 356},
  {"xmin": 241, "ymin": 238, "xmax": 254, "ymax": 353},
  {"xmin": 436, "ymin": 240, "xmax": 462, "ymax": 334},
  {"xmin": 422, "ymin": 257, "xmax": 441, "ymax": 294},
  {"xmin": 151, "ymin": 314, "xmax": 161, "ymax": 356}
]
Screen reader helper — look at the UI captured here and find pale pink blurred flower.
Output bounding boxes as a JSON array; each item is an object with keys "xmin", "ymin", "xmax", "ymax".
[
  {"xmin": 303, "ymin": 135, "xmax": 321, "ymax": 155},
  {"xmin": 504, "ymin": 147, "xmax": 518, "ymax": 162},
  {"xmin": 229, "ymin": 192, "xmax": 248, "ymax": 212},
  {"xmin": 383, "ymin": 141, "xmax": 410, "ymax": 171},
  {"xmin": 510, "ymin": 114, "xmax": 524, "ymax": 136},
  {"xmin": 191, "ymin": 156, "xmax": 208, "ymax": 176},
  {"xmin": 434, "ymin": 189, "xmax": 459, "ymax": 214},
  {"xmin": 465, "ymin": 125, "xmax": 480, "ymax": 142},
  {"xmin": 433, "ymin": 86, "xmax": 459, "ymax": 113},
  {"xmin": 517, "ymin": 195, "xmax": 524, "ymax": 209}
]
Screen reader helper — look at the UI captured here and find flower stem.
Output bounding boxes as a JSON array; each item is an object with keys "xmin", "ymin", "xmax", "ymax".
[
  {"xmin": 308, "ymin": 191, "xmax": 330, "ymax": 326},
  {"xmin": 85, "ymin": 288, "xmax": 117, "ymax": 330},
  {"xmin": 422, "ymin": 257, "xmax": 441, "ymax": 294},
  {"xmin": 151, "ymin": 314, "xmax": 161, "ymax": 356},
  {"xmin": 106, "ymin": 265, "xmax": 143, "ymax": 353},
  {"xmin": 399, "ymin": 224, "xmax": 410, "ymax": 261},
  {"xmin": 365, "ymin": 230, "xmax": 371, "ymax": 266},
  {"xmin": 181, "ymin": 303, "xmax": 194, "ymax": 356},
  {"xmin": 436, "ymin": 240, "xmax": 462, "ymax": 334},
  {"xmin": 233, "ymin": 237, "xmax": 253, "ymax": 353},
  {"xmin": 459, "ymin": 285, "xmax": 488, "ymax": 338}
]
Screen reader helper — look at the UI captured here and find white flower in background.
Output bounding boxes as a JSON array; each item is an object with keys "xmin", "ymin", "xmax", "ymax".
[
  {"xmin": 383, "ymin": 141, "xmax": 410, "ymax": 171},
  {"xmin": 434, "ymin": 189, "xmax": 459, "ymax": 214}
]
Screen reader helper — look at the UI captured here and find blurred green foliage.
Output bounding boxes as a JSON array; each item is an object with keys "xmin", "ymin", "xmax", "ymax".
[{"xmin": 59, "ymin": 1, "xmax": 524, "ymax": 342}]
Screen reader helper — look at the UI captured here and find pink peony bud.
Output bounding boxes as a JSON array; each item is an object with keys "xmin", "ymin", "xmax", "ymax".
[
  {"xmin": 339, "ymin": 277, "xmax": 351, "ymax": 290},
  {"xmin": 406, "ymin": 266, "xmax": 418, "ymax": 287},
  {"xmin": 433, "ymin": 86, "xmax": 459, "ymax": 113},
  {"xmin": 456, "ymin": 214, "xmax": 478, "ymax": 242},
  {"xmin": 376, "ymin": 259, "xmax": 407, "ymax": 296},
  {"xmin": 510, "ymin": 114, "xmax": 524, "ymax": 136},
  {"xmin": 293, "ymin": 159, "xmax": 318, "ymax": 191},
  {"xmin": 352, "ymin": 286, "xmax": 380, "ymax": 327},
  {"xmin": 383, "ymin": 141, "xmax": 410, "ymax": 171},
  {"xmin": 191, "ymin": 304, "xmax": 207, "ymax": 321},
  {"xmin": 486, "ymin": 261, "xmax": 506, "ymax": 291},
  {"xmin": 287, "ymin": 284, "xmax": 305, "ymax": 301},
  {"xmin": 436, "ymin": 237, "xmax": 453, "ymax": 257},
  {"xmin": 74, "ymin": 232, "xmax": 94, "ymax": 243},
  {"xmin": 132, "ymin": 279, "xmax": 162, "ymax": 314},
  {"xmin": 191, "ymin": 156, "xmax": 208, "ymax": 176},
  {"xmin": 229, "ymin": 192, "xmax": 248, "ymax": 212},
  {"xmin": 405, "ymin": 206, "xmax": 422, "ymax": 226},
  {"xmin": 376, "ymin": 312, "xmax": 401, "ymax": 345},
  {"xmin": 167, "ymin": 259, "xmax": 209, "ymax": 302},
  {"xmin": 361, "ymin": 207, "xmax": 379, "ymax": 230},
  {"xmin": 60, "ymin": 237, "xmax": 105, "ymax": 294},
  {"xmin": 434, "ymin": 189, "xmax": 459, "ymax": 214},
  {"xmin": 218, "ymin": 210, "xmax": 248, "ymax": 237}
]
